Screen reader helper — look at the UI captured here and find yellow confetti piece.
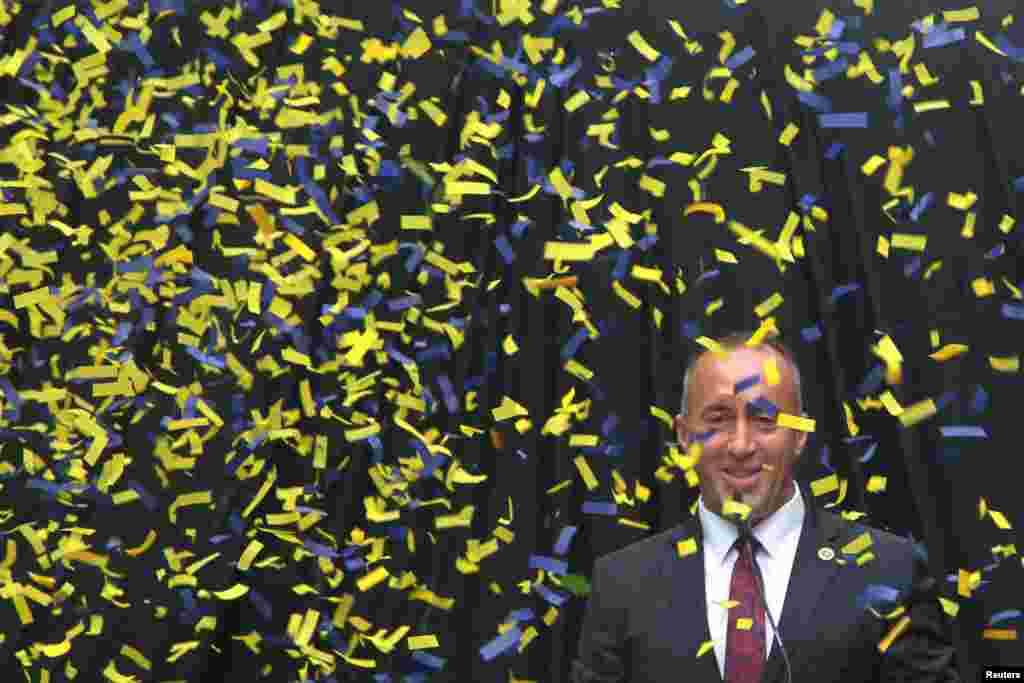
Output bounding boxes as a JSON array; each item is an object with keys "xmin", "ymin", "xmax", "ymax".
[
  {"xmin": 877, "ymin": 615, "xmax": 910, "ymax": 653},
  {"xmin": 929, "ymin": 344, "xmax": 968, "ymax": 361},
  {"xmin": 639, "ymin": 174, "xmax": 666, "ymax": 198},
  {"xmin": 714, "ymin": 248, "xmax": 738, "ymax": 264},
  {"xmin": 407, "ymin": 634, "xmax": 440, "ymax": 650},
  {"xmin": 957, "ymin": 569, "xmax": 980, "ymax": 597},
  {"xmin": 722, "ymin": 498, "xmax": 752, "ymax": 521},
  {"xmin": 695, "ymin": 336, "xmax": 724, "ymax": 354},
  {"xmin": 168, "ymin": 491, "xmax": 213, "ymax": 524},
  {"xmin": 969, "ymin": 80, "xmax": 984, "ymax": 105},
  {"xmin": 779, "ymin": 123, "xmax": 800, "ymax": 146},
  {"xmin": 696, "ymin": 639, "xmax": 716, "ymax": 658},
  {"xmin": 938, "ymin": 597, "xmax": 959, "ymax": 617},
  {"xmin": 944, "ymin": 7, "xmax": 980, "ymax": 22},
  {"xmin": 52, "ymin": 5, "xmax": 76, "ymax": 25},
  {"xmin": 891, "ymin": 233, "xmax": 926, "ymax": 251},
  {"xmin": 983, "ymin": 629, "xmax": 1018, "ymax": 640},
  {"xmin": 564, "ymin": 90, "xmax": 591, "ymax": 112},
  {"xmin": 842, "ymin": 532, "xmax": 874, "ymax": 556},
  {"xmin": 989, "ymin": 509, "xmax": 1012, "ymax": 530},
  {"xmin": 913, "ymin": 99, "xmax": 951, "ymax": 113},
  {"xmin": 776, "ymin": 412, "xmax": 815, "ymax": 432},
  {"xmin": 612, "ymin": 280, "xmax": 642, "ymax": 309},
  {"xmin": 492, "ymin": 396, "xmax": 530, "ymax": 421},
  {"xmin": 675, "ymin": 536, "xmax": 698, "ymax": 558},
  {"xmin": 867, "ymin": 476, "xmax": 887, "ymax": 493},
  {"xmin": 810, "ymin": 474, "xmax": 840, "ymax": 497},
  {"xmin": 573, "ymin": 455, "xmax": 600, "ymax": 491},
  {"xmin": 735, "ymin": 617, "xmax": 753, "ymax": 630},
  {"xmin": 897, "ymin": 398, "xmax": 937, "ymax": 427},
  {"xmin": 683, "ymin": 202, "xmax": 725, "ymax": 223},
  {"xmin": 212, "ymin": 584, "xmax": 250, "ymax": 600},
  {"xmin": 627, "ymin": 30, "xmax": 661, "ymax": 61},
  {"xmin": 542, "ymin": 241, "xmax": 595, "ymax": 262},
  {"xmin": 990, "ymin": 355, "xmax": 1020, "ymax": 372},
  {"xmin": 755, "ymin": 293, "xmax": 783, "ymax": 318},
  {"xmin": 948, "ymin": 191, "xmax": 978, "ymax": 211},
  {"xmin": 999, "ymin": 214, "xmax": 1016, "ymax": 234},
  {"xmin": 356, "ymin": 566, "xmax": 390, "ymax": 592}
]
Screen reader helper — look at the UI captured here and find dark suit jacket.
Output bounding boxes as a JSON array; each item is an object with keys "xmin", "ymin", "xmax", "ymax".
[{"xmin": 572, "ymin": 485, "xmax": 960, "ymax": 683}]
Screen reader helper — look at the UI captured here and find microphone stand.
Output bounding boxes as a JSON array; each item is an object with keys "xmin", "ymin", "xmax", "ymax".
[{"xmin": 732, "ymin": 492, "xmax": 793, "ymax": 683}]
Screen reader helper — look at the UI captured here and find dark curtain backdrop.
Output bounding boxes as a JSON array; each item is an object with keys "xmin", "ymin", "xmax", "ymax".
[{"xmin": 0, "ymin": 0, "xmax": 1021, "ymax": 681}]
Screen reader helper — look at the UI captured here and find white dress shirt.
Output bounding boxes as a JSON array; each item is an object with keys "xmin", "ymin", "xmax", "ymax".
[{"xmin": 697, "ymin": 482, "xmax": 805, "ymax": 677}]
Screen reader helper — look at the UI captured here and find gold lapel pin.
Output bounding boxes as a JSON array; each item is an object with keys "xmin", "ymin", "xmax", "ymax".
[{"xmin": 818, "ymin": 547, "xmax": 835, "ymax": 561}]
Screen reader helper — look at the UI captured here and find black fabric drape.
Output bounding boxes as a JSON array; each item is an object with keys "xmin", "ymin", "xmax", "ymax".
[{"xmin": 1, "ymin": 1, "xmax": 1021, "ymax": 681}]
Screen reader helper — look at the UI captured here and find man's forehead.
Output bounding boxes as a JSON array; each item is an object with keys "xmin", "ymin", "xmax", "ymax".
[{"xmin": 691, "ymin": 346, "xmax": 796, "ymax": 403}]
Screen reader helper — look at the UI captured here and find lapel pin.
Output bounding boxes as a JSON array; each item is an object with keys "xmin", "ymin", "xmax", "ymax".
[{"xmin": 818, "ymin": 547, "xmax": 835, "ymax": 561}]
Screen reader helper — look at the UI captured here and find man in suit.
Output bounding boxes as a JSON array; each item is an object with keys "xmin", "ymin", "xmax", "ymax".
[{"xmin": 572, "ymin": 331, "xmax": 960, "ymax": 682}]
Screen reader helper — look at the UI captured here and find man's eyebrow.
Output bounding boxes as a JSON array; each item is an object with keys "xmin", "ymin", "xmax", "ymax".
[{"xmin": 700, "ymin": 399, "xmax": 733, "ymax": 413}]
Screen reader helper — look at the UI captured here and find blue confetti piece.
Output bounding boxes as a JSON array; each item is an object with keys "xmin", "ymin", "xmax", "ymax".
[
  {"xmin": 989, "ymin": 609, "xmax": 1023, "ymax": 626},
  {"xmin": 553, "ymin": 526, "xmax": 578, "ymax": 556},
  {"xmin": 797, "ymin": 90, "xmax": 833, "ymax": 112},
  {"xmin": 494, "ymin": 234, "xmax": 515, "ymax": 264},
  {"xmin": 533, "ymin": 581, "xmax": 570, "ymax": 607},
  {"xmin": 857, "ymin": 584, "xmax": 901, "ymax": 610},
  {"xmin": 813, "ymin": 57, "xmax": 849, "ymax": 83},
  {"xmin": 561, "ymin": 327, "xmax": 589, "ymax": 361},
  {"xmin": 479, "ymin": 626, "xmax": 522, "ymax": 661},
  {"xmin": 1002, "ymin": 303, "xmax": 1024, "ymax": 320},
  {"xmin": 994, "ymin": 35, "xmax": 1024, "ymax": 64},
  {"xmin": 248, "ymin": 588, "xmax": 273, "ymax": 622},
  {"xmin": 530, "ymin": 555, "xmax": 568, "ymax": 575},
  {"xmin": 824, "ymin": 142, "xmax": 845, "ymax": 159},
  {"xmin": 798, "ymin": 194, "xmax": 818, "ymax": 213},
  {"xmin": 411, "ymin": 651, "xmax": 446, "ymax": 671},
  {"xmin": 724, "ymin": 46, "xmax": 755, "ymax": 71},
  {"xmin": 986, "ymin": 244, "xmax": 1006, "ymax": 260},
  {"xmin": 903, "ymin": 256, "xmax": 922, "ymax": 279},
  {"xmin": 735, "ymin": 374, "xmax": 761, "ymax": 394},
  {"xmin": 818, "ymin": 444, "xmax": 833, "ymax": 472},
  {"xmin": 887, "ymin": 69, "xmax": 903, "ymax": 109},
  {"xmin": 819, "ymin": 112, "xmax": 868, "ymax": 128},
  {"xmin": 933, "ymin": 390, "xmax": 957, "ymax": 413},
  {"xmin": 969, "ymin": 386, "xmax": 989, "ymax": 415},
  {"xmin": 748, "ymin": 397, "xmax": 778, "ymax": 418},
  {"xmin": 681, "ymin": 320, "xmax": 701, "ymax": 339},
  {"xmin": 939, "ymin": 426, "xmax": 988, "ymax": 438},
  {"xmin": 694, "ymin": 269, "xmax": 720, "ymax": 286},
  {"xmin": 910, "ymin": 191, "xmax": 933, "ymax": 222},
  {"xmin": 801, "ymin": 324, "xmax": 822, "ymax": 342},
  {"xmin": 581, "ymin": 501, "xmax": 617, "ymax": 516},
  {"xmin": 859, "ymin": 442, "xmax": 878, "ymax": 465},
  {"xmin": 922, "ymin": 28, "xmax": 965, "ymax": 48},
  {"xmin": 612, "ymin": 249, "xmax": 631, "ymax": 280},
  {"xmin": 830, "ymin": 283, "xmax": 861, "ymax": 304}
]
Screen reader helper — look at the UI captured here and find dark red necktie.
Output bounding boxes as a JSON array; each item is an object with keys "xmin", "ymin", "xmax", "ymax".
[{"xmin": 725, "ymin": 536, "xmax": 766, "ymax": 683}]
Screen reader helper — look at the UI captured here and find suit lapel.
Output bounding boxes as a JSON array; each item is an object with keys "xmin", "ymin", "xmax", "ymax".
[
  {"xmin": 659, "ymin": 484, "xmax": 845, "ymax": 683},
  {"xmin": 758, "ymin": 494, "xmax": 843, "ymax": 683},
  {"xmin": 663, "ymin": 514, "xmax": 722, "ymax": 681}
]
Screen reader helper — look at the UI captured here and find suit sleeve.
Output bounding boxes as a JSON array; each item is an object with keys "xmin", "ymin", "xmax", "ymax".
[
  {"xmin": 571, "ymin": 555, "xmax": 629, "ymax": 683},
  {"xmin": 877, "ymin": 548, "xmax": 960, "ymax": 683}
]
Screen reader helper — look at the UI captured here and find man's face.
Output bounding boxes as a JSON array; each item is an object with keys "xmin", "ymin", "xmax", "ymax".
[{"xmin": 673, "ymin": 346, "xmax": 808, "ymax": 527}]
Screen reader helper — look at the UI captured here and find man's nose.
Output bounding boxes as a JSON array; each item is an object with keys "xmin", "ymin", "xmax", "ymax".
[{"xmin": 727, "ymin": 418, "xmax": 756, "ymax": 455}]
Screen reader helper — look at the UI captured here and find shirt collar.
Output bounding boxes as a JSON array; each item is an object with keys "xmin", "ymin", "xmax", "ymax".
[{"xmin": 698, "ymin": 481, "xmax": 805, "ymax": 565}]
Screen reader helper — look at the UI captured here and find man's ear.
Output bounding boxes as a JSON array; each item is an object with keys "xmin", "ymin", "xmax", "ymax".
[{"xmin": 673, "ymin": 414, "xmax": 689, "ymax": 447}]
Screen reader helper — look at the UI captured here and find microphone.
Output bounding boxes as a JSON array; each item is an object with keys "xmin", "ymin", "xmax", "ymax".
[{"xmin": 731, "ymin": 492, "xmax": 792, "ymax": 683}]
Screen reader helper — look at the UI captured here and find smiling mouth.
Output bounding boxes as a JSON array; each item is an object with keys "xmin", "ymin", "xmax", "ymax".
[{"xmin": 724, "ymin": 468, "xmax": 761, "ymax": 485}]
